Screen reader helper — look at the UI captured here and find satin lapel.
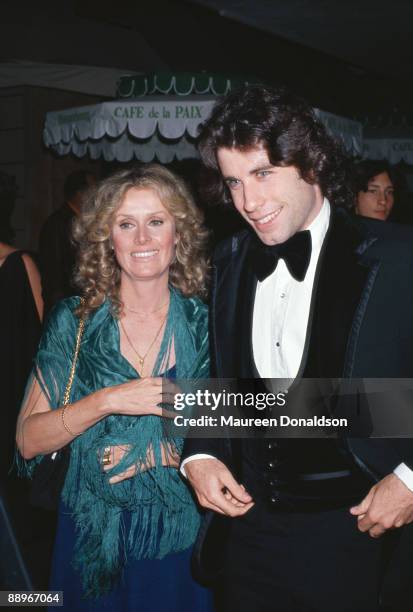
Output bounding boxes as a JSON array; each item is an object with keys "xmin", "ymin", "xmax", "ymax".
[
  {"xmin": 302, "ymin": 209, "xmax": 381, "ymax": 378},
  {"xmin": 211, "ymin": 232, "xmax": 257, "ymax": 378},
  {"xmin": 208, "ymin": 263, "xmax": 220, "ymax": 377},
  {"xmin": 236, "ymin": 248, "xmax": 258, "ymax": 378}
]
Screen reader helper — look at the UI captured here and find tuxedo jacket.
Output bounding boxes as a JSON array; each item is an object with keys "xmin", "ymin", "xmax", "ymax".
[{"xmin": 183, "ymin": 208, "xmax": 413, "ymax": 479}]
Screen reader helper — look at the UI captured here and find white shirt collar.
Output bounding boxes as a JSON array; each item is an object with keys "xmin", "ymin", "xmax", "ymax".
[{"xmin": 306, "ymin": 197, "xmax": 330, "ymax": 256}]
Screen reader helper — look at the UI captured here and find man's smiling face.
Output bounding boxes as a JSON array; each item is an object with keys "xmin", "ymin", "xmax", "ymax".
[{"xmin": 217, "ymin": 145, "xmax": 324, "ymax": 245}]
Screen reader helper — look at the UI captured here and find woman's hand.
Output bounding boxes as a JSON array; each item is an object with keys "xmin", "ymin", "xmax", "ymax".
[
  {"xmin": 102, "ymin": 377, "xmax": 176, "ymax": 418},
  {"xmin": 102, "ymin": 443, "xmax": 180, "ymax": 484},
  {"xmin": 17, "ymin": 375, "xmax": 178, "ymax": 460}
]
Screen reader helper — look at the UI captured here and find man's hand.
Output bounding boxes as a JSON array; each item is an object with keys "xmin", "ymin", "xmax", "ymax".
[
  {"xmin": 184, "ymin": 458, "xmax": 254, "ymax": 517},
  {"xmin": 350, "ymin": 474, "xmax": 413, "ymax": 538}
]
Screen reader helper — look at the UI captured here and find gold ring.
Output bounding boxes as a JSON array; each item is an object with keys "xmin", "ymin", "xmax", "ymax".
[{"xmin": 102, "ymin": 447, "xmax": 111, "ymax": 466}]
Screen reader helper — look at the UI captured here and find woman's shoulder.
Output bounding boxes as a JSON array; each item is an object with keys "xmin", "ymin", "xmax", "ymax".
[
  {"xmin": 44, "ymin": 296, "xmax": 81, "ymax": 329},
  {"xmin": 2, "ymin": 251, "xmax": 41, "ymax": 284},
  {"xmin": 0, "ymin": 242, "xmax": 16, "ymax": 256},
  {"xmin": 50, "ymin": 295, "xmax": 82, "ymax": 313},
  {"xmin": 40, "ymin": 298, "xmax": 111, "ymax": 356},
  {"xmin": 20, "ymin": 253, "xmax": 43, "ymax": 321},
  {"xmin": 46, "ymin": 296, "xmax": 108, "ymax": 334},
  {"xmin": 37, "ymin": 298, "xmax": 82, "ymax": 355},
  {"xmin": 47, "ymin": 297, "xmax": 110, "ymax": 324},
  {"xmin": 0, "ymin": 246, "xmax": 20, "ymax": 269}
]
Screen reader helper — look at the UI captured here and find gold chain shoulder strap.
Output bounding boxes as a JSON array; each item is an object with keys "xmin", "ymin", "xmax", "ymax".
[{"xmin": 62, "ymin": 297, "xmax": 86, "ymax": 406}]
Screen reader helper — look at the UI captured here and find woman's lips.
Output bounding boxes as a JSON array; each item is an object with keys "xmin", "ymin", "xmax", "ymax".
[{"xmin": 131, "ymin": 250, "xmax": 159, "ymax": 258}]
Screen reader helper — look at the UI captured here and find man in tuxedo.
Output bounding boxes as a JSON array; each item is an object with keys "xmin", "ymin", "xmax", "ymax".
[{"xmin": 182, "ymin": 85, "xmax": 413, "ymax": 611}]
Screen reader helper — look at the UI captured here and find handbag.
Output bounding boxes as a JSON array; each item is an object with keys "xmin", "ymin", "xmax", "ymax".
[{"xmin": 29, "ymin": 302, "xmax": 86, "ymax": 511}]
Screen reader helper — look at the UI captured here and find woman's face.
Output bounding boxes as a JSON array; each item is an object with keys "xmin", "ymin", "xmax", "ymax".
[
  {"xmin": 111, "ymin": 187, "xmax": 177, "ymax": 284},
  {"xmin": 356, "ymin": 172, "xmax": 395, "ymax": 221}
]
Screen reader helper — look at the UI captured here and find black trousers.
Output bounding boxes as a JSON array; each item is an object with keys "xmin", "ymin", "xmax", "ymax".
[{"xmin": 215, "ymin": 502, "xmax": 403, "ymax": 612}]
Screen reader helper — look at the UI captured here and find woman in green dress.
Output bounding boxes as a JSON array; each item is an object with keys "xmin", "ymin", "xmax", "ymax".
[{"xmin": 17, "ymin": 164, "xmax": 211, "ymax": 611}]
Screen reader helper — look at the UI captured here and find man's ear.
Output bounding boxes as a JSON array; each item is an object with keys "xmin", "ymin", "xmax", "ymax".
[{"xmin": 300, "ymin": 168, "xmax": 317, "ymax": 185}]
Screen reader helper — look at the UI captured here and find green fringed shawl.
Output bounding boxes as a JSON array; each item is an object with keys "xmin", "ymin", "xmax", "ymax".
[{"xmin": 23, "ymin": 288, "xmax": 209, "ymax": 597}]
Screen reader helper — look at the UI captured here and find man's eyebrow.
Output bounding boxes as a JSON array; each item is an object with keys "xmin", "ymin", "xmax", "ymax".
[
  {"xmin": 222, "ymin": 164, "xmax": 274, "ymax": 181},
  {"xmin": 222, "ymin": 175, "xmax": 239, "ymax": 181},
  {"xmin": 249, "ymin": 164, "xmax": 274, "ymax": 175}
]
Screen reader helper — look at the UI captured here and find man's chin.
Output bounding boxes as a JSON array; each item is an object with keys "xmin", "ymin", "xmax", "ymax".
[{"xmin": 254, "ymin": 230, "xmax": 286, "ymax": 246}]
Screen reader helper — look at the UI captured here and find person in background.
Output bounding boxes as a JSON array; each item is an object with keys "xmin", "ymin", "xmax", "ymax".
[
  {"xmin": 38, "ymin": 170, "xmax": 95, "ymax": 315},
  {"xmin": 0, "ymin": 171, "xmax": 47, "ymax": 590},
  {"xmin": 353, "ymin": 160, "xmax": 398, "ymax": 222},
  {"xmin": 17, "ymin": 164, "xmax": 211, "ymax": 612},
  {"xmin": 0, "ymin": 171, "xmax": 43, "ymax": 482}
]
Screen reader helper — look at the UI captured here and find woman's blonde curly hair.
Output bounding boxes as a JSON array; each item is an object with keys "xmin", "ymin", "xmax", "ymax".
[{"xmin": 72, "ymin": 164, "xmax": 209, "ymax": 317}]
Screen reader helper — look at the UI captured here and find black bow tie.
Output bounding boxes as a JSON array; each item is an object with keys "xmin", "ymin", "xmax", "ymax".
[{"xmin": 251, "ymin": 230, "xmax": 312, "ymax": 282}]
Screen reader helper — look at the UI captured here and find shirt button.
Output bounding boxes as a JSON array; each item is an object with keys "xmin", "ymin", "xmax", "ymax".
[
  {"xmin": 275, "ymin": 342, "xmax": 280, "ymax": 347},
  {"xmin": 280, "ymin": 292, "xmax": 286, "ymax": 298},
  {"xmin": 270, "ymin": 496, "xmax": 277, "ymax": 504}
]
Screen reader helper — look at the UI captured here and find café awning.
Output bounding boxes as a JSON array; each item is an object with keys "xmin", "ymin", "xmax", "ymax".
[
  {"xmin": 43, "ymin": 96, "xmax": 215, "ymax": 163},
  {"xmin": 43, "ymin": 96, "xmax": 363, "ymax": 163},
  {"xmin": 363, "ymin": 138, "xmax": 413, "ymax": 164}
]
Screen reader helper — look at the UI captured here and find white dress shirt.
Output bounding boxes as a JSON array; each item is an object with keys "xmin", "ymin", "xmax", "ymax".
[
  {"xmin": 252, "ymin": 197, "xmax": 330, "ymax": 379},
  {"xmin": 182, "ymin": 198, "xmax": 413, "ymax": 490}
]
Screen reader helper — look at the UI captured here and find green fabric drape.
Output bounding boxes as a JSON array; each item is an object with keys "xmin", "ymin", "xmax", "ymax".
[{"xmin": 22, "ymin": 289, "xmax": 209, "ymax": 596}]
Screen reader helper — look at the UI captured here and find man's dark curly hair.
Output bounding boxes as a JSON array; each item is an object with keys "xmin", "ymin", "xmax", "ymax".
[{"xmin": 199, "ymin": 85, "xmax": 353, "ymax": 209}]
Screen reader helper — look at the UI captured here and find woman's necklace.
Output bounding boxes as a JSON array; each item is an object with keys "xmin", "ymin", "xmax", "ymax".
[
  {"xmin": 124, "ymin": 297, "xmax": 169, "ymax": 317},
  {"xmin": 120, "ymin": 310, "xmax": 169, "ymax": 375}
]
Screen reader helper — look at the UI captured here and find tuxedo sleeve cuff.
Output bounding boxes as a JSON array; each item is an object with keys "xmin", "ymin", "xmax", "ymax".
[
  {"xmin": 180, "ymin": 454, "xmax": 216, "ymax": 478},
  {"xmin": 394, "ymin": 463, "xmax": 413, "ymax": 492}
]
